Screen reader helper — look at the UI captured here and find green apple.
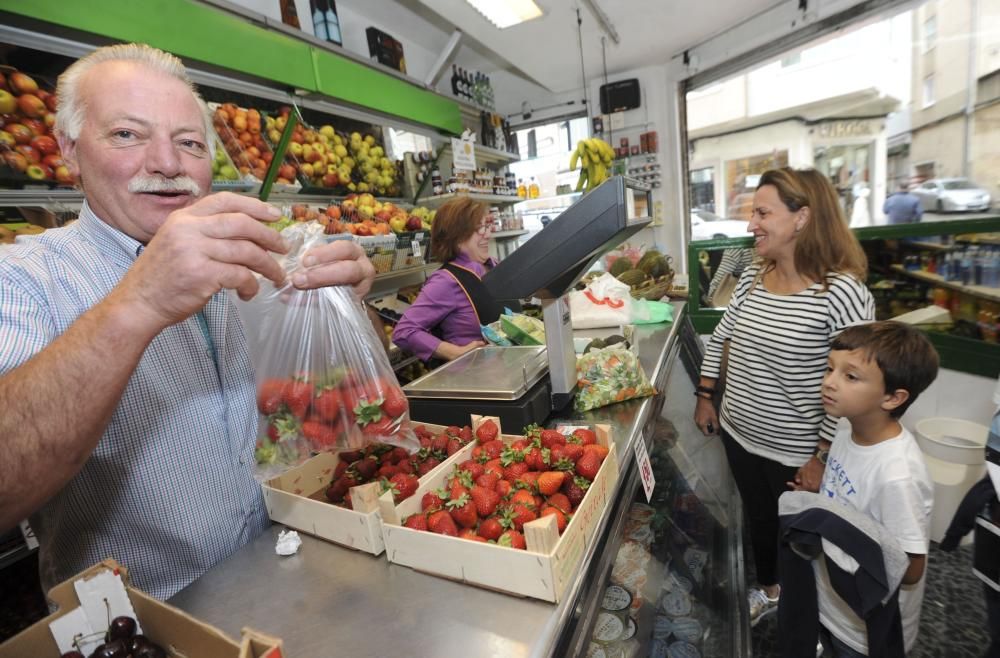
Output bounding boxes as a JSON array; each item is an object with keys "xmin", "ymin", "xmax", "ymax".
[
  {"xmin": 219, "ymin": 164, "xmax": 238, "ymax": 180},
  {"xmin": 0, "ymin": 89, "xmax": 15, "ymax": 115}
]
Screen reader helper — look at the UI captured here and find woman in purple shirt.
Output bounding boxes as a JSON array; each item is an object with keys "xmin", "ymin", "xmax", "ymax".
[{"xmin": 393, "ymin": 198, "xmax": 516, "ymax": 362}]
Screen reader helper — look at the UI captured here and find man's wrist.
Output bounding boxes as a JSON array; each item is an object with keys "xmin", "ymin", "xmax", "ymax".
[{"xmin": 814, "ymin": 446, "xmax": 830, "ymax": 465}]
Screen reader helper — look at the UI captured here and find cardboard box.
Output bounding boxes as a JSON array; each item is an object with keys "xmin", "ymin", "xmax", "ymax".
[
  {"xmin": 379, "ymin": 417, "xmax": 619, "ymax": 602},
  {"xmin": 0, "ymin": 560, "xmax": 282, "ymax": 658},
  {"xmin": 263, "ymin": 424, "xmax": 464, "ymax": 555}
]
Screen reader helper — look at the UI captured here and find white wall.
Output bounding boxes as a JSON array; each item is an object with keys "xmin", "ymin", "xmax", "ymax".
[{"xmin": 902, "ymin": 368, "xmax": 998, "ymax": 434}]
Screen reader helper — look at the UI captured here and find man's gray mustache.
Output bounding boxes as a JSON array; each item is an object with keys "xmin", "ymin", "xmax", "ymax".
[{"xmin": 128, "ymin": 176, "xmax": 202, "ymax": 196}]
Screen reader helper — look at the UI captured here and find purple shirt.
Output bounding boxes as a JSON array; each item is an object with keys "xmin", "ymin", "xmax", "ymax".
[{"xmin": 393, "ymin": 253, "xmax": 496, "ymax": 361}]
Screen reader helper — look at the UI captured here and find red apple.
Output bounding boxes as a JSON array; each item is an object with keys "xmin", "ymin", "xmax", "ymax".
[
  {"xmin": 44, "ymin": 93, "xmax": 58, "ymax": 113},
  {"xmin": 54, "ymin": 165, "xmax": 75, "ymax": 185},
  {"xmin": 0, "ymin": 89, "xmax": 14, "ymax": 115},
  {"xmin": 15, "ymin": 144, "xmax": 40, "ymax": 164},
  {"xmin": 321, "ymin": 173, "xmax": 339, "ymax": 187},
  {"xmin": 8, "ymin": 72, "xmax": 39, "ymax": 95},
  {"xmin": 25, "ymin": 163, "xmax": 52, "ymax": 180},
  {"xmin": 406, "ymin": 216, "xmax": 423, "ymax": 231},
  {"xmin": 31, "ymin": 135, "xmax": 57, "ymax": 156},
  {"xmin": 17, "ymin": 94, "xmax": 46, "ymax": 118},
  {"xmin": 277, "ymin": 163, "xmax": 296, "ymax": 180},
  {"xmin": 7, "ymin": 123, "xmax": 32, "ymax": 145},
  {"xmin": 43, "ymin": 113, "xmax": 55, "ymax": 130},
  {"xmin": 42, "ymin": 154, "xmax": 65, "ymax": 169},
  {"xmin": 0, "ymin": 72, "xmax": 6, "ymax": 90},
  {"xmin": 3, "ymin": 151, "xmax": 28, "ymax": 172},
  {"xmin": 21, "ymin": 118, "xmax": 45, "ymax": 137}
]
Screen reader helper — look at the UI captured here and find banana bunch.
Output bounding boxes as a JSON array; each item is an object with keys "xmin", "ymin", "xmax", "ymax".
[{"xmin": 569, "ymin": 138, "xmax": 615, "ymax": 192}]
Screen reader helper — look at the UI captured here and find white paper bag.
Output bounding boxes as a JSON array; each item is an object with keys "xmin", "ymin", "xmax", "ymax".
[{"xmin": 569, "ymin": 273, "xmax": 635, "ymax": 328}]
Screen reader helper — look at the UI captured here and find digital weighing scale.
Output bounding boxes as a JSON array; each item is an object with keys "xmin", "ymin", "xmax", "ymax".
[{"xmin": 403, "ymin": 176, "xmax": 652, "ymax": 427}]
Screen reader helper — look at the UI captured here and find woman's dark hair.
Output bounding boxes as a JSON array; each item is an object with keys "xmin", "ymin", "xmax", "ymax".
[{"xmin": 430, "ymin": 197, "xmax": 489, "ymax": 262}]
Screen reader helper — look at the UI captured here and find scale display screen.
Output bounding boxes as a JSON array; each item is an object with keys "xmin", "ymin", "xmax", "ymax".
[{"xmin": 484, "ymin": 176, "xmax": 652, "ymax": 300}]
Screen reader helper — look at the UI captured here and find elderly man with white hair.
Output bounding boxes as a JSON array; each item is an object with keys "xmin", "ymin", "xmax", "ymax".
[{"xmin": 0, "ymin": 43, "xmax": 375, "ymax": 598}]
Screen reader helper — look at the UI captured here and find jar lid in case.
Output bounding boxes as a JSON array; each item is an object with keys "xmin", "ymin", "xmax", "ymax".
[
  {"xmin": 670, "ymin": 617, "xmax": 702, "ymax": 643},
  {"xmin": 593, "ymin": 611, "xmax": 626, "ymax": 644},
  {"xmin": 601, "ymin": 584, "xmax": 632, "ymax": 611},
  {"xmin": 621, "ymin": 616, "xmax": 637, "ymax": 641},
  {"xmin": 667, "ymin": 640, "xmax": 701, "ymax": 658},
  {"xmin": 659, "ymin": 589, "xmax": 692, "ymax": 618},
  {"xmin": 653, "ymin": 615, "xmax": 674, "ymax": 640},
  {"xmin": 650, "ymin": 638, "xmax": 670, "ymax": 658}
]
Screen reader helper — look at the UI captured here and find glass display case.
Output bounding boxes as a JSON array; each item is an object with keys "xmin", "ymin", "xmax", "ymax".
[
  {"xmin": 686, "ymin": 216, "xmax": 1000, "ymax": 378},
  {"xmin": 562, "ymin": 411, "xmax": 749, "ymax": 658}
]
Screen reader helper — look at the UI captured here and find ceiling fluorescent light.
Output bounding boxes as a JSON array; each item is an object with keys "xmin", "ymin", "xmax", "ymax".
[{"xmin": 465, "ymin": 0, "xmax": 543, "ymax": 29}]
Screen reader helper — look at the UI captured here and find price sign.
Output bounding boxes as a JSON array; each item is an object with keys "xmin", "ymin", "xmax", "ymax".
[
  {"xmin": 634, "ymin": 438, "xmax": 655, "ymax": 502},
  {"xmin": 411, "ymin": 240, "xmax": 421, "ymax": 257}
]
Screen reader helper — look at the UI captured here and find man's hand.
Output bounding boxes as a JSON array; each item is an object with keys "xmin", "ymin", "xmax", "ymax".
[
  {"xmin": 787, "ymin": 456, "xmax": 825, "ymax": 492},
  {"xmin": 293, "ymin": 239, "xmax": 377, "ymax": 297},
  {"xmin": 113, "ymin": 192, "xmax": 289, "ymax": 334}
]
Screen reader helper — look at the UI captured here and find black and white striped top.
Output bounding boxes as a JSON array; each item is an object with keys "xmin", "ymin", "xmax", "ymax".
[{"xmin": 701, "ymin": 264, "xmax": 875, "ymax": 467}]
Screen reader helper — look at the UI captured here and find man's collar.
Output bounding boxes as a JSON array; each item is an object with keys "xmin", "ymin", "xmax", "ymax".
[{"xmin": 77, "ymin": 201, "xmax": 146, "ymax": 267}]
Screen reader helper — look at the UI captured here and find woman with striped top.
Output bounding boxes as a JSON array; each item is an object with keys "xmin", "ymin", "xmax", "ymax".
[{"xmin": 694, "ymin": 168, "xmax": 875, "ymax": 627}]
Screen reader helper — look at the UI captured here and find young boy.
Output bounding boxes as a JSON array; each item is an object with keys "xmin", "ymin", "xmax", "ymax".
[{"xmin": 811, "ymin": 321, "xmax": 939, "ymax": 656}]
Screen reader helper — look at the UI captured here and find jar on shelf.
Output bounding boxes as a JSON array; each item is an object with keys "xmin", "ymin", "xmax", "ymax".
[{"xmin": 431, "ymin": 167, "xmax": 443, "ymax": 195}]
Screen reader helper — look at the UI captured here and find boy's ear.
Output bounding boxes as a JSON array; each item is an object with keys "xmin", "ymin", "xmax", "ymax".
[{"xmin": 881, "ymin": 388, "xmax": 910, "ymax": 414}]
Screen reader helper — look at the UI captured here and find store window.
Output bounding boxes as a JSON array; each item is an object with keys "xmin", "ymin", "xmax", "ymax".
[
  {"xmin": 385, "ymin": 127, "xmax": 433, "ymax": 161},
  {"xmin": 684, "ymin": 0, "xmax": 999, "ymax": 231},
  {"xmin": 509, "ymin": 116, "xmax": 588, "ymax": 201},
  {"xmin": 923, "ymin": 15, "xmax": 937, "ymax": 52}
]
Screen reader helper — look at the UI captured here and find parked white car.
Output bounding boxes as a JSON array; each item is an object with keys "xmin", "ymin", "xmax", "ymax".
[
  {"xmin": 912, "ymin": 178, "xmax": 992, "ymax": 213},
  {"xmin": 690, "ymin": 210, "xmax": 751, "ymax": 241}
]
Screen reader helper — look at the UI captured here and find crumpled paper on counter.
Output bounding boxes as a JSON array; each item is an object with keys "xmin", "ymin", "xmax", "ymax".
[{"xmin": 275, "ymin": 529, "xmax": 302, "ymax": 556}]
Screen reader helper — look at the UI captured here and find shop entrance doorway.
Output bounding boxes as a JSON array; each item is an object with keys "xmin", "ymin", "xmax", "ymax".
[{"xmin": 813, "ymin": 143, "xmax": 874, "ymax": 227}]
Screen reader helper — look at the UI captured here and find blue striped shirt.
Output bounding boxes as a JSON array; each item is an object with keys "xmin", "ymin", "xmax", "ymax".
[{"xmin": 0, "ymin": 203, "xmax": 268, "ymax": 599}]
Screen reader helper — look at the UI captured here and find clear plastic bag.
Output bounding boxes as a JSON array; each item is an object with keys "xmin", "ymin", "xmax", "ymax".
[
  {"xmin": 238, "ymin": 222, "xmax": 418, "ymax": 479},
  {"xmin": 574, "ymin": 345, "xmax": 656, "ymax": 412}
]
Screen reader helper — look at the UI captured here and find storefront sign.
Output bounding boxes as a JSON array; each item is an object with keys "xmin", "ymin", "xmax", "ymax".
[
  {"xmin": 634, "ymin": 439, "xmax": 655, "ymax": 502},
  {"xmin": 816, "ymin": 120, "xmax": 875, "ymax": 139},
  {"xmin": 451, "ymin": 137, "xmax": 476, "ymax": 171}
]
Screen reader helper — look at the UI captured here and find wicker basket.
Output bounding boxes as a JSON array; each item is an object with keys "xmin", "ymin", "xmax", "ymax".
[{"xmin": 631, "ymin": 276, "xmax": 673, "ymax": 301}]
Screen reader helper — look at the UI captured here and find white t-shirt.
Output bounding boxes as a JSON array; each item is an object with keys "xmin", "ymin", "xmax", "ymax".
[{"xmin": 815, "ymin": 427, "xmax": 933, "ymax": 654}]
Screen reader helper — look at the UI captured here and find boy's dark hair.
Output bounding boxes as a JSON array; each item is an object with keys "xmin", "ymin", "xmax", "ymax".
[{"xmin": 831, "ymin": 321, "xmax": 939, "ymax": 418}]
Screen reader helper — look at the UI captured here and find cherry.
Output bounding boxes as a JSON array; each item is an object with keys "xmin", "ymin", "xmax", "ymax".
[
  {"xmin": 89, "ymin": 639, "xmax": 128, "ymax": 658},
  {"xmin": 107, "ymin": 615, "xmax": 137, "ymax": 642}
]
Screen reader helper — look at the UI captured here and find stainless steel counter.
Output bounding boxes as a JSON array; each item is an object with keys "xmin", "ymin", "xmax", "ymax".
[{"xmin": 169, "ymin": 304, "xmax": 686, "ymax": 658}]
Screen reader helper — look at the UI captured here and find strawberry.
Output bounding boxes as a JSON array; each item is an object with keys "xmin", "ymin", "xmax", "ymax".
[
  {"xmin": 510, "ymin": 439, "xmax": 530, "ymax": 451},
  {"xmin": 416, "ymin": 457, "xmax": 441, "ymax": 476},
  {"xmin": 325, "ymin": 473, "xmax": 358, "ymax": 503},
  {"xmin": 447, "ymin": 494, "xmax": 477, "ymax": 528},
  {"xmin": 475, "ymin": 471, "xmax": 500, "ymax": 491},
  {"xmin": 515, "ymin": 471, "xmax": 540, "ymax": 492},
  {"xmin": 537, "ymin": 471, "xmax": 566, "ymax": 496},
  {"xmin": 459, "ymin": 426, "xmax": 473, "ymax": 442},
  {"xmin": 510, "ymin": 489, "xmax": 537, "ymax": 509},
  {"xmin": 391, "ymin": 446, "xmax": 411, "ymax": 463},
  {"xmin": 575, "ymin": 451, "xmax": 602, "ymax": 480},
  {"xmin": 403, "ymin": 513, "xmax": 428, "ymax": 531},
  {"xmin": 545, "ymin": 492, "xmax": 572, "ymax": 514},
  {"xmin": 283, "ymin": 381, "xmax": 314, "ymax": 419},
  {"xmin": 256, "ymin": 378, "xmax": 288, "ymax": 415},
  {"xmin": 497, "ymin": 529, "xmax": 526, "ymax": 550},
  {"xmin": 361, "ymin": 417, "xmax": 395, "ymax": 437},
  {"xmin": 458, "ymin": 460, "xmax": 485, "ymax": 480},
  {"xmin": 301, "ymin": 420, "xmax": 338, "ymax": 447},
  {"xmin": 562, "ymin": 476, "xmax": 590, "ymax": 509},
  {"xmin": 481, "ymin": 440, "xmax": 504, "ymax": 460},
  {"xmin": 382, "ymin": 389, "xmax": 408, "ymax": 418},
  {"xmin": 583, "ymin": 443, "xmax": 610, "ymax": 460},
  {"xmin": 524, "ymin": 447, "xmax": 550, "ymax": 471},
  {"xmin": 495, "ymin": 480, "xmax": 512, "ymax": 498},
  {"xmin": 421, "ymin": 488, "xmax": 447, "ymax": 512},
  {"xmin": 377, "ymin": 464, "xmax": 398, "ymax": 479},
  {"xmin": 389, "ymin": 473, "xmax": 419, "ymax": 503},
  {"xmin": 352, "ymin": 457, "xmax": 378, "ymax": 481},
  {"xmin": 483, "ymin": 459, "xmax": 504, "ymax": 478},
  {"xmin": 540, "ymin": 506, "xmax": 568, "ymax": 533},
  {"xmin": 476, "ymin": 420, "xmax": 499, "ymax": 443},
  {"xmin": 523, "ymin": 423, "xmax": 543, "ymax": 444},
  {"xmin": 396, "ymin": 459, "xmax": 415, "ymax": 475},
  {"xmin": 312, "ymin": 388, "xmax": 342, "ymax": 421},
  {"xmin": 572, "ymin": 428, "xmax": 598, "ymax": 445},
  {"xmin": 470, "ymin": 485, "xmax": 500, "ymax": 517},
  {"xmin": 446, "ymin": 437, "xmax": 463, "ymax": 456},
  {"xmin": 427, "ymin": 510, "xmax": 458, "ymax": 536},
  {"xmin": 562, "ymin": 443, "xmax": 584, "ymax": 463},
  {"xmin": 540, "ymin": 429, "xmax": 566, "ymax": 449},
  {"xmin": 444, "ymin": 425, "xmax": 463, "ymax": 437},
  {"xmin": 353, "ymin": 397, "xmax": 384, "ymax": 427},
  {"xmin": 477, "ymin": 516, "xmax": 504, "ymax": 541},
  {"xmin": 459, "ymin": 528, "xmax": 487, "ymax": 542},
  {"xmin": 339, "ymin": 449, "xmax": 363, "ymax": 464},
  {"xmin": 502, "ymin": 462, "xmax": 529, "ymax": 483},
  {"xmin": 265, "ymin": 413, "xmax": 299, "ymax": 444},
  {"xmin": 333, "ymin": 460, "xmax": 349, "ymax": 480},
  {"xmin": 413, "ymin": 425, "xmax": 434, "ymax": 441}
]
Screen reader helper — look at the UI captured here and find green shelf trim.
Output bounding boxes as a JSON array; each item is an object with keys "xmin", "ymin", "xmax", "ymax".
[
  {"xmin": 925, "ymin": 332, "xmax": 1000, "ymax": 379},
  {"xmin": 4, "ymin": 0, "xmax": 463, "ymax": 135}
]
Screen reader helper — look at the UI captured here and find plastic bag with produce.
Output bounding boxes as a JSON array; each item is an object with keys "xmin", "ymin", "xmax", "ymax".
[
  {"xmin": 238, "ymin": 222, "xmax": 418, "ymax": 479},
  {"xmin": 574, "ymin": 345, "xmax": 656, "ymax": 412}
]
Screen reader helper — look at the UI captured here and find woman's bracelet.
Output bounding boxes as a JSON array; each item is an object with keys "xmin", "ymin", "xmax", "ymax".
[
  {"xmin": 695, "ymin": 385, "xmax": 715, "ymax": 395},
  {"xmin": 694, "ymin": 391, "xmax": 713, "ymax": 401}
]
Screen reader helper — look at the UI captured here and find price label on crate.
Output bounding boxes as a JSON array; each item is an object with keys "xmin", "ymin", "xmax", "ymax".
[
  {"xmin": 411, "ymin": 240, "xmax": 421, "ymax": 257},
  {"xmin": 634, "ymin": 438, "xmax": 655, "ymax": 503}
]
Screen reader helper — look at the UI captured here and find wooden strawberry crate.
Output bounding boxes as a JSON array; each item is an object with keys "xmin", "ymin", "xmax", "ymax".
[
  {"xmin": 262, "ymin": 423, "xmax": 468, "ymax": 556},
  {"xmin": 378, "ymin": 417, "xmax": 619, "ymax": 603}
]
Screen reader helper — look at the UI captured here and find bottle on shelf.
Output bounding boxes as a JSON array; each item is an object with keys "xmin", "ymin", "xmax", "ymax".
[
  {"xmin": 528, "ymin": 176, "xmax": 540, "ymax": 199},
  {"xmin": 517, "ymin": 179, "xmax": 527, "ymax": 199},
  {"xmin": 451, "ymin": 64, "xmax": 461, "ymax": 98}
]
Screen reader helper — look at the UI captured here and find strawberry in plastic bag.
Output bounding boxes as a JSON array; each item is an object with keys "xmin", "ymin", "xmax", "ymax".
[{"xmin": 237, "ymin": 222, "xmax": 418, "ymax": 479}]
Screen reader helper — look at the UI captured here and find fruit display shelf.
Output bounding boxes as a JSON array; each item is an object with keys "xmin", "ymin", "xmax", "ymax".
[{"xmin": 378, "ymin": 417, "xmax": 618, "ymax": 603}]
